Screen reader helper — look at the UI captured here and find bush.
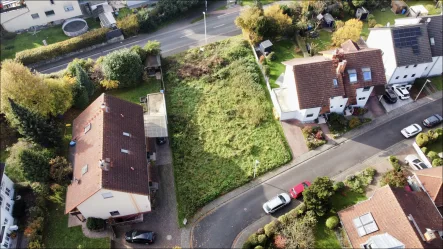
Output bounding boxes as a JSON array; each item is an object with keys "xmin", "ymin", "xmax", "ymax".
[
  {"xmin": 257, "ymin": 227, "xmax": 265, "ymax": 235},
  {"xmin": 374, "ymin": 24, "xmax": 384, "ymax": 28},
  {"xmin": 264, "ymin": 220, "xmax": 279, "ymax": 237},
  {"xmin": 274, "ymin": 235, "xmax": 286, "ymax": 249},
  {"xmin": 263, "ymin": 65, "xmax": 270, "ymax": 76},
  {"xmin": 86, "ymin": 217, "xmax": 105, "ymax": 231},
  {"xmin": 48, "ymin": 184, "xmax": 66, "ymax": 204},
  {"xmin": 242, "ymin": 241, "xmax": 252, "ymax": 249},
  {"xmin": 100, "ymin": 79, "xmax": 120, "ymax": 90},
  {"xmin": 416, "ymin": 133, "xmax": 429, "ymax": 147},
  {"xmin": 130, "ymin": 45, "xmax": 147, "ymax": 62},
  {"xmin": 368, "ymin": 19, "xmax": 377, "ymax": 28},
  {"xmin": 349, "ymin": 117, "xmax": 361, "ymax": 129},
  {"xmin": 428, "ymin": 130, "xmax": 438, "ymax": 143},
  {"xmin": 247, "ymin": 233, "xmax": 259, "ymax": 246},
  {"xmin": 432, "ymin": 158, "xmax": 443, "ymax": 167},
  {"xmin": 257, "ymin": 234, "xmax": 267, "ymax": 246},
  {"xmin": 428, "ymin": 151, "xmax": 439, "ymax": 161},
  {"xmin": 333, "ymin": 181, "xmax": 345, "ymax": 192},
  {"xmin": 254, "ymin": 246, "xmax": 264, "ymax": 249},
  {"xmin": 436, "ymin": 128, "xmax": 443, "ymax": 136},
  {"xmin": 421, "ymin": 147, "xmax": 428, "ymax": 154},
  {"xmin": 49, "ymin": 156, "xmax": 72, "ymax": 185},
  {"xmin": 389, "ymin": 156, "xmax": 401, "ymax": 171},
  {"xmin": 28, "ymin": 240, "xmax": 44, "ymax": 249},
  {"xmin": 267, "ymin": 51, "xmax": 276, "ymax": 61},
  {"xmin": 102, "ymin": 49, "xmax": 143, "ymax": 88},
  {"xmin": 117, "ymin": 14, "xmax": 139, "ymax": 37},
  {"xmin": 12, "ymin": 199, "xmax": 26, "ymax": 218},
  {"xmin": 380, "ymin": 169, "xmax": 407, "ymax": 187},
  {"xmin": 363, "ymin": 167, "xmax": 376, "ymax": 178},
  {"xmin": 315, "ymin": 130, "xmax": 324, "ymax": 140},
  {"xmin": 16, "ymin": 28, "xmax": 109, "ymax": 65},
  {"xmin": 144, "ymin": 40, "xmax": 161, "ymax": 55},
  {"xmin": 326, "ymin": 216, "xmax": 339, "ymax": 229},
  {"xmin": 278, "ymin": 214, "xmax": 290, "ymax": 225}
]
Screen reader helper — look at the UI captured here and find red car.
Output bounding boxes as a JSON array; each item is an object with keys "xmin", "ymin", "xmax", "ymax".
[{"xmin": 289, "ymin": 181, "xmax": 311, "ymax": 199}]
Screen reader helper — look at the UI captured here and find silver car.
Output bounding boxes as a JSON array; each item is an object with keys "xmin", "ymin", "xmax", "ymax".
[
  {"xmin": 401, "ymin": 124, "xmax": 422, "ymax": 138},
  {"xmin": 262, "ymin": 193, "xmax": 291, "ymax": 214}
]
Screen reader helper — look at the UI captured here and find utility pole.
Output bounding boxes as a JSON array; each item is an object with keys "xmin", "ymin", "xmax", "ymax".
[
  {"xmin": 203, "ymin": 12, "xmax": 207, "ymax": 45},
  {"xmin": 205, "ymin": 0, "xmax": 207, "ymax": 13},
  {"xmin": 415, "ymin": 79, "xmax": 431, "ymax": 101},
  {"xmin": 253, "ymin": 160, "xmax": 260, "ymax": 178}
]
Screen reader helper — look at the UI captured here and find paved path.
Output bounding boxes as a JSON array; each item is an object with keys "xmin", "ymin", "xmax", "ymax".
[{"xmin": 185, "ymin": 91, "xmax": 442, "ymax": 248}]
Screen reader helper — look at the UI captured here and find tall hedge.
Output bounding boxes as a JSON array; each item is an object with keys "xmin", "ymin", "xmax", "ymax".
[
  {"xmin": 117, "ymin": 14, "xmax": 139, "ymax": 37},
  {"xmin": 16, "ymin": 28, "xmax": 109, "ymax": 65},
  {"xmin": 102, "ymin": 49, "xmax": 143, "ymax": 88}
]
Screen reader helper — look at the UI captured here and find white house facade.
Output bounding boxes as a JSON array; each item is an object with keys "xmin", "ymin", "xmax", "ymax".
[
  {"xmin": 0, "ymin": 164, "xmax": 16, "ymax": 249},
  {"xmin": 1, "ymin": 0, "xmax": 82, "ymax": 32}
]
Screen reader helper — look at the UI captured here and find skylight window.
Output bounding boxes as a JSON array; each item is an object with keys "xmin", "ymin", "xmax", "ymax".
[
  {"xmin": 353, "ymin": 213, "xmax": 379, "ymax": 237},
  {"xmin": 333, "ymin": 78, "xmax": 338, "ymax": 87},
  {"xmin": 430, "ymin": 37, "xmax": 435, "ymax": 46},
  {"xmin": 82, "ymin": 165, "xmax": 88, "ymax": 175},
  {"xmin": 121, "ymin": 149, "xmax": 129, "ymax": 154},
  {"xmin": 362, "ymin": 68, "xmax": 371, "ymax": 81},
  {"xmin": 123, "ymin": 132, "xmax": 131, "ymax": 137},
  {"xmin": 348, "ymin": 69, "xmax": 357, "ymax": 83},
  {"xmin": 84, "ymin": 123, "xmax": 91, "ymax": 134}
]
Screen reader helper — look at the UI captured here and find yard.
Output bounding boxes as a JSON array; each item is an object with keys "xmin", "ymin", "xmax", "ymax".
[
  {"xmin": 165, "ymin": 36, "xmax": 291, "ymax": 222},
  {"xmin": 267, "ymin": 40, "xmax": 303, "ymax": 88},
  {"xmin": 415, "ymin": 75, "xmax": 443, "ymax": 92},
  {"xmin": 107, "ymin": 79, "xmax": 162, "ymax": 104},
  {"xmin": 0, "ymin": 18, "xmax": 101, "ymax": 61},
  {"xmin": 44, "ymin": 203, "xmax": 110, "ymax": 249},
  {"xmin": 306, "ymin": 30, "xmax": 333, "ymax": 53}
]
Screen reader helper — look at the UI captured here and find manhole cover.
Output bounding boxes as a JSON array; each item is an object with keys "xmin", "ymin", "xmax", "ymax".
[{"xmin": 166, "ymin": 235, "xmax": 172, "ymax": 240}]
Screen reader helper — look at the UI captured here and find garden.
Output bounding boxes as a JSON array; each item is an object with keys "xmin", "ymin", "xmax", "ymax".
[
  {"xmin": 301, "ymin": 126, "xmax": 327, "ymax": 150},
  {"xmin": 164, "ymin": 36, "xmax": 291, "ymax": 222},
  {"xmin": 416, "ymin": 128, "xmax": 443, "ymax": 167},
  {"xmin": 327, "ymin": 109, "xmax": 371, "ymax": 137}
]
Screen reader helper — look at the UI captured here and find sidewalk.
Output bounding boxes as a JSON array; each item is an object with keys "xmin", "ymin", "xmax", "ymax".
[{"xmin": 181, "ymin": 90, "xmax": 442, "ymax": 248}]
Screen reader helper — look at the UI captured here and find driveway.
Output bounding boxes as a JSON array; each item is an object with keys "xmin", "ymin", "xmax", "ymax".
[
  {"xmin": 112, "ymin": 140, "xmax": 180, "ymax": 248},
  {"xmin": 381, "ymin": 97, "xmax": 413, "ymax": 113},
  {"xmin": 280, "ymin": 120, "xmax": 309, "ymax": 158}
]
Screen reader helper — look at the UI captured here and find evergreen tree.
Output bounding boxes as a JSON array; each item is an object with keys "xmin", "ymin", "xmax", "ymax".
[
  {"xmin": 20, "ymin": 148, "xmax": 53, "ymax": 183},
  {"xmin": 75, "ymin": 64, "xmax": 94, "ymax": 97},
  {"xmin": 8, "ymin": 98, "xmax": 62, "ymax": 147}
]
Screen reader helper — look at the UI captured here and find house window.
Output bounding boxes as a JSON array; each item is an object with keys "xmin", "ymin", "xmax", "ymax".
[
  {"xmin": 121, "ymin": 149, "xmax": 129, "ymax": 154},
  {"xmin": 123, "ymin": 132, "xmax": 131, "ymax": 137},
  {"xmin": 31, "ymin": 13, "xmax": 40, "ymax": 19},
  {"xmin": 102, "ymin": 192, "xmax": 113, "ymax": 199},
  {"xmin": 412, "ymin": 74, "xmax": 416, "ymax": 77},
  {"xmin": 84, "ymin": 123, "xmax": 91, "ymax": 134},
  {"xmin": 406, "ymin": 65, "xmax": 409, "ymax": 69},
  {"xmin": 50, "ymin": 0, "xmax": 54, "ymax": 4},
  {"xmin": 81, "ymin": 165, "xmax": 88, "ymax": 175},
  {"xmin": 45, "ymin": 10, "xmax": 55, "ymax": 16},
  {"xmin": 362, "ymin": 68, "xmax": 371, "ymax": 81},
  {"xmin": 430, "ymin": 37, "xmax": 435, "ymax": 46},
  {"xmin": 306, "ymin": 114, "xmax": 314, "ymax": 118},
  {"xmin": 64, "ymin": 5, "xmax": 74, "ymax": 12},
  {"xmin": 413, "ymin": 64, "xmax": 417, "ymax": 68},
  {"xmin": 5, "ymin": 188, "xmax": 10, "ymax": 196},
  {"xmin": 333, "ymin": 79, "xmax": 338, "ymax": 87},
  {"xmin": 348, "ymin": 69, "xmax": 357, "ymax": 83},
  {"xmin": 5, "ymin": 203, "xmax": 10, "ymax": 212},
  {"xmin": 110, "ymin": 211, "xmax": 120, "ymax": 216},
  {"xmin": 358, "ymin": 97, "xmax": 366, "ymax": 100},
  {"xmin": 3, "ymin": 219, "xmax": 7, "ymax": 225},
  {"xmin": 395, "ymin": 76, "xmax": 399, "ymax": 80},
  {"xmin": 362, "ymin": 86, "xmax": 371, "ymax": 92},
  {"xmin": 353, "ymin": 212, "xmax": 379, "ymax": 237},
  {"xmin": 403, "ymin": 75, "xmax": 408, "ymax": 78}
]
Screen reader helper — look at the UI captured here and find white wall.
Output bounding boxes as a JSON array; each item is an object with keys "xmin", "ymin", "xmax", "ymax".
[
  {"xmin": 422, "ymin": 56, "xmax": 443, "ymax": 77},
  {"xmin": 389, "ymin": 63, "xmax": 429, "ymax": 84},
  {"xmin": 1, "ymin": 1, "xmax": 83, "ymax": 32},
  {"xmin": 77, "ymin": 189, "xmax": 151, "ymax": 219},
  {"xmin": 354, "ymin": 86, "xmax": 374, "ymax": 107},
  {"xmin": 367, "ymin": 29, "xmax": 398, "ymax": 83},
  {"xmin": 1, "ymin": 174, "xmax": 15, "ymax": 249},
  {"xmin": 280, "ymin": 107, "xmax": 321, "ymax": 122},
  {"xmin": 329, "ymin": 96, "xmax": 348, "ymax": 113}
]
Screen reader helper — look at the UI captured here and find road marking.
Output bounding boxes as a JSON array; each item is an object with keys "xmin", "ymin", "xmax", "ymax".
[
  {"xmin": 180, "ymin": 33, "xmax": 193, "ymax": 38},
  {"xmin": 216, "ymin": 10, "xmax": 240, "ymax": 19},
  {"xmin": 213, "ymin": 24, "xmax": 225, "ymax": 29}
]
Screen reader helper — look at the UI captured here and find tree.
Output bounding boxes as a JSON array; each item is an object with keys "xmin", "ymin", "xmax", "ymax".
[
  {"xmin": 326, "ymin": 216, "xmax": 339, "ymax": 229},
  {"xmin": 20, "ymin": 148, "xmax": 53, "ymax": 182},
  {"xmin": 45, "ymin": 78, "xmax": 73, "ymax": 116},
  {"xmin": 5, "ymin": 140, "xmax": 30, "ymax": 183},
  {"xmin": 264, "ymin": 5, "xmax": 292, "ymax": 37},
  {"xmin": 0, "ymin": 60, "xmax": 52, "ymax": 125},
  {"xmin": 130, "ymin": 45, "xmax": 148, "ymax": 61},
  {"xmin": 116, "ymin": 14, "xmax": 140, "ymax": 37},
  {"xmin": 144, "ymin": 40, "xmax": 161, "ymax": 55},
  {"xmin": 49, "ymin": 156, "xmax": 73, "ymax": 185},
  {"xmin": 332, "ymin": 19, "xmax": 363, "ymax": 46},
  {"xmin": 75, "ymin": 64, "xmax": 95, "ymax": 97},
  {"xmin": 9, "ymin": 98, "xmax": 62, "ymax": 147},
  {"xmin": 235, "ymin": 6, "xmax": 268, "ymax": 43},
  {"xmin": 303, "ymin": 176, "xmax": 334, "ymax": 217},
  {"xmin": 102, "ymin": 49, "xmax": 143, "ymax": 88},
  {"xmin": 282, "ymin": 211, "xmax": 317, "ymax": 248}
]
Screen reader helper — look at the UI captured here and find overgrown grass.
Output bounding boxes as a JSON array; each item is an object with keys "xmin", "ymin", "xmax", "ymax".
[
  {"xmin": 0, "ymin": 150, "xmax": 9, "ymax": 163},
  {"xmin": 107, "ymin": 79, "xmax": 162, "ymax": 104},
  {"xmin": 44, "ymin": 203, "xmax": 110, "ymax": 249},
  {"xmin": 0, "ymin": 18, "xmax": 101, "ymax": 61},
  {"xmin": 267, "ymin": 40, "xmax": 303, "ymax": 88},
  {"xmin": 307, "ymin": 30, "xmax": 333, "ymax": 53},
  {"xmin": 165, "ymin": 36, "xmax": 291, "ymax": 223},
  {"xmin": 116, "ymin": 7, "xmax": 133, "ymax": 20}
]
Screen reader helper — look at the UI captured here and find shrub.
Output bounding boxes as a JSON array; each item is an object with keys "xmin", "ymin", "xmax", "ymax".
[
  {"xmin": 12, "ymin": 199, "xmax": 26, "ymax": 218},
  {"xmin": 257, "ymin": 227, "xmax": 265, "ymax": 235},
  {"xmin": 368, "ymin": 19, "xmax": 377, "ymax": 28},
  {"xmin": 16, "ymin": 28, "xmax": 109, "ymax": 65},
  {"xmin": 130, "ymin": 45, "xmax": 147, "ymax": 62},
  {"xmin": 333, "ymin": 181, "xmax": 345, "ymax": 192},
  {"xmin": 349, "ymin": 117, "xmax": 361, "ymax": 129},
  {"xmin": 278, "ymin": 214, "xmax": 290, "ymax": 225},
  {"xmin": 117, "ymin": 14, "xmax": 139, "ymax": 37},
  {"xmin": 295, "ymin": 202, "xmax": 306, "ymax": 214},
  {"xmin": 428, "ymin": 130, "xmax": 438, "ymax": 143},
  {"xmin": 326, "ymin": 216, "xmax": 339, "ymax": 229},
  {"xmin": 416, "ymin": 133, "xmax": 429, "ymax": 147},
  {"xmin": 363, "ymin": 167, "xmax": 376, "ymax": 178},
  {"xmin": 267, "ymin": 51, "xmax": 276, "ymax": 61},
  {"xmin": 31, "ymin": 183, "xmax": 50, "ymax": 197},
  {"xmin": 380, "ymin": 169, "xmax": 407, "ymax": 187},
  {"xmin": 49, "ymin": 156, "xmax": 72, "ymax": 185},
  {"xmin": 102, "ymin": 49, "xmax": 143, "ymax": 88},
  {"xmin": 374, "ymin": 24, "xmax": 384, "ymax": 28},
  {"xmin": 28, "ymin": 240, "xmax": 44, "ymax": 249},
  {"xmin": 421, "ymin": 147, "xmax": 428, "ymax": 154},
  {"xmin": 274, "ymin": 235, "xmax": 286, "ymax": 249},
  {"xmin": 86, "ymin": 217, "xmax": 105, "ymax": 231},
  {"xmin": 436, "ymin": 128, "xmax": 443, "ymax": 136},
  {"xmin": 264, "ymin": 220, "xmax": 278, "ymax": 237},
  {"xmin": 428, "ymin": 151, "xmax": 439, "ymax": 161},
  {"xmin": 432, "ymin": 158, "xmax": 443, "ymax": 167},
  {"xmin": 302, "ymin": 126, "xmax": 313, "ymax": 135},
  {"xmin": 389, "ymin": 156, "xmax": 401, "ymax": 171},
  {"xmin": 247, "ymin": 233, "xmax": 259, "ymax": 246},
  {"xmin": 263, "ymin": 65, "xmax": 270, "ymax": 76},
  {"xmin": 242, "ymin": 241, "xmax": 252, "ymax": 249},
  {"xmin": 48, "ymin": 184, "xmax": 66, "ymax": 204},
  {"xmin": 315, "ymin": 130, "xmax": 324, "ymax": 140},
  {"xmin": 254, "ymin": 246, "xmax": 264, "ymax": 249},
  {"xmin": 29, "ymin": 206, "xmax": 44, "ymax": 220},
  {"xmin": 100, "ymin": 79, "xmax": 120, "ymax": 90},
  {"xmin": 257, "ymin": 234, "xmax": 267, "ymax": 246},
  {"xmin": 144, "ymin": 40, "xmax": 161, "ymax": 55}
]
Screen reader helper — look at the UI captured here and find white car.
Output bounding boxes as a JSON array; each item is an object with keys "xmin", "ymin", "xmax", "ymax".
[
  {"xmin": 401, "ymin": 124, "xmax": 422, "ymax": 138},
  {"xmin": 392, "ymin": 86, "xmax": 410, "ymax": 100},
  {"xmin": 262, "ymin": 193, "xmax": 291, "ymax": 214},
  {"xmin": 405, "ymin": 155, "xmax": 429, "ymax": 170}
]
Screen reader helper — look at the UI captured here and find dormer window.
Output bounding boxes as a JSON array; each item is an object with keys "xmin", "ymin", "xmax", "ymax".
[
  {"xmin": 348, "ymin": 69, "xmax": 357, "ymax": 83},
  {"xmin": 362, "ymin": 68, "xmax": 371, "ymax": 81},
  {"xmin": 84, "ymin": 123, "xmax": 91, "ymax": 134},
  {"xmin": 333, "ymin": 78, "xmax": 338, "ymax": 87},
  {"xmin": 430, "ymin": 37, "xmax": 435, "ymax": 46},
  {"xmin": 82, "ymin": 165, "xmax": 88, "ymax": 175}
]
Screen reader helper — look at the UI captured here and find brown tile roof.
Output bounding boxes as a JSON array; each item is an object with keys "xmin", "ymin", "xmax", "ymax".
[
  {"xmin": 416, "ymin": 167, "xmax": 443, "ymax": 207},
  {"xmin": 338, "ymin": 186, "xmax": 443, "ymax": 248},
  {"xmin": 65, "ymin": 94, "xmax": 149, "ymax": 214}
]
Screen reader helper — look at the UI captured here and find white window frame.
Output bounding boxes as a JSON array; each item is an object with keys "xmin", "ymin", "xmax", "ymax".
[
  {"xmin": 121, "ymin": 149, "xmax": 129, "ymax": 154},
  {"xmin": 430, "ymin": 37, "xmax": 435, "ymax": 46},
  {"xmin": 362, "ymin": 68, "xmax": 371, "ymax": 81},
  {"xmin": 84, "ymin": 123, "xmax": 91, "ymax": 134},
  {"xmin": 81, "ymin": 165, "xmax": 88, "ymax": 175},
  {"xmin": 102, "ymin": 192, "xmax": 113, "ymax": 199},
  {"xmin": 348, "ymin": 69, "xmax": 357, "ymax": 83},
  {"xmin": 31, "ymin": 13, "xmax": 40, "ymax": 19},
  {"xmin": 64, "ymin": 5, "xmax": 74, "ymax": 12},
  {"xmin": 333, "ymin": 78, "xmax": 338, "ymax": 87},
  {"xmin": 123, "ymin": 132, "xmax": 131, "ymax": 137},
  {"xmin": 45, "ymin": 10, "xmax": 55, "ymax": 16}
]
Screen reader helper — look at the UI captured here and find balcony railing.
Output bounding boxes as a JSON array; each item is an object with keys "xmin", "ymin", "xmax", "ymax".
[{"xmin": 0, "ymin": 4, "xmax": 27, "ymax": 14}]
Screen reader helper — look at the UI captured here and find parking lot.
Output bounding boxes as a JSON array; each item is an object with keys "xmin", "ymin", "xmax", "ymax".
[{"xmin": 380, "ymin": 97, "xmax": 413, "ymax": 113}]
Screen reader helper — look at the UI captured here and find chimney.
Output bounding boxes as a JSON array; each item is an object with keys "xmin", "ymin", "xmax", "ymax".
[
  {"xmin": 424, "ymin": 229, "xmax": 437, "ymax": 242},
  {"xmin": 336, "ymin": 60, "xmax": 347, "ymax": 75},
  {"xmin": 101, "ymin": 103, "xmax": 109, "ymax": 113},
  {"xmin": 99, "ymin": 159, "xmax": 110, "ymax": 171}
]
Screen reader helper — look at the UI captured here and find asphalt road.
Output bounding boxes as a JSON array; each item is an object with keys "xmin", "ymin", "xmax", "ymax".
[
  {"xmin": 36, "ymin": 7, "xmax": 241, "ymax": 73},
  {"xmin": 192, "ymin": 98, "xmax": 443, "ymax": 248}
]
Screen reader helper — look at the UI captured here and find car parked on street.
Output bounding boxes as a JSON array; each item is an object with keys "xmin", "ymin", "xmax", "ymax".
[
  {"xmin": 383, "ymin": 89, "xmax": 398, "ymax": 104},
  {"xmin": 125, "ymin": 230, "xmax": 156, "ymax": 244},
  {"xmin": 262, "ymin": 193, "xmax": 291, "ymax": 214},
  {"xmin": 405, "ymin": 155, "xmax": 429, "ymax": 170},
  {"xmin": 423, "ymin": 114, "xmax": 443, "ymax": 128},
  {"xmin": 289, "ymin": 181, "xmax": 311, "ymax": 199},
  {"xmin": 401, "ymin": 124, "xmax": 422, "ymax": 138},
  {"xmin": 392, "ymin": 86, "xmax": 410, "ymax": 100}
]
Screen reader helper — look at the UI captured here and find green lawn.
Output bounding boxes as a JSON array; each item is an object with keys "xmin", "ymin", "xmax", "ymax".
[
  {"xmin": 116, "ymin": 7, "xmax": 133, "ymax": 20},
  {"xmin": 268, "ymin": 40, "xmax": 303, "ymax": 88},
  {"xmin": 0, "ymin": 18, "xmax": 101, "ymax": 61},
  {"xmin": 307, "ymin": 30, "xmax": 333, "ymax": 53},
  {"xmin": 415, "ymin": 75, "xmax": 443, "ymax": 92},
  {"xmin": 165, "ymin": 37, "xmax": 291, "ymax": 223},
  {"xmin": 428, "ymin": 137, "xmax": 443, "ymax": 154},
  {"xmin": 240, "ymin": 0, "xmax": 278, "ymax": 6},
  {"xmin": 107, "ymin": 80, "xmax": 162, "ymax": 104},
  {"xmin": 314, "ymin": 189, "xmax": 367, "ymax": 248},
  {"xmin": 44, "ymin": 203, "xmax": 110, "ymax": 249}
]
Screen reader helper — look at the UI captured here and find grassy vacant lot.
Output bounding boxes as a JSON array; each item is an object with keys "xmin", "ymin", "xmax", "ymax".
[
  {"xmin": 165, "ymin": 37, "xmax": 291, "ymax": 221},
  {"xmin": 267, "ymin": 40, "xmax": 303, "ymax": 88},
  {"xmin": 314, "ymin": 189, "xmax": 367, "ymax": 248},
  {"xmin": 44, "ymin": 203, "xmax": 110, "ymax": 249},
  {"xmin": 0, "ymin": 18, "xmax": 101, "ymax": 61}
]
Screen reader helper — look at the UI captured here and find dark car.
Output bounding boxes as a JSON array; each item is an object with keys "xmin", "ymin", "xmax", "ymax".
[
  {"xmin": 156, "ymin": 137, "xmax": 167, "ymax": 145},
  {"xmin": 125, "ymin": 230, "xmax": 156, "ymax": 244},
  {"xmin": 423, "ymin": 114, "xmax": 443, "ymax": 128},
  {"xmin": 383, "ymin": 89, "xmax": 398, "ymax": 104}
]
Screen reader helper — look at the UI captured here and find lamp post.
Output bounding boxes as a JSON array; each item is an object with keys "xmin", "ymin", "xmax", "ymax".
[
  {"xmin": 415, "ymin": 79, "xmax": 431, "ymax": 101},
  {"xmin": 253, "ymin": 160, "xmax": 260, "ymax": 178},
  {"xmin": 203, "ymin": 12, "xmax": 207, "ymax": 45},
  {"xmin": 205, "ymin": 0, "xmax": 207, "ymax": 13}
]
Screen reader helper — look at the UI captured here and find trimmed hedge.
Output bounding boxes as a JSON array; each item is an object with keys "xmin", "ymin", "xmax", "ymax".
[
  {"xmin": 326, "ymin": 216, "xmax": 339, "ymax": 229},
  {"xmin": 432, "ymin": 158, "xmax": 443, "ymax": 167},
  {"xmin": 416, "ymin": 133, "xmax": 429, "ymax": 147},
  {"xmin": 16, "ymin": 28, "xmax": 109, "ymax": 65},
  {"xmin": 86, "ymin": 217, "xmax": 105, "ymax": 231}
]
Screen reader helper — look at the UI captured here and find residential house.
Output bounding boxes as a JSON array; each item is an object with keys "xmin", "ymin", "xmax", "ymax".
[
  {"xmin": 408, "ymin": 167, "xmax": 443, "ymax": 215},
  {"xmin": 366, "ymin": 15, "xmax": 442, "ymax": 89},
  {"xmin": 1, "ymin": 163, "xmax": 17, "ymax": 249},
  {"xmin": 338, "ymin": 185, "xmax": 443, "ymax": 248},
  {"xmin": 1, "ymin": 0, "xmax": 82, "ymax": 32},
  {"xmin": 65, "ymin": 94, "xmax": 152, "ymax": 220},
  {"xmin": 272, "ymin": 40, "xmax": 386, "ymax": 122}
]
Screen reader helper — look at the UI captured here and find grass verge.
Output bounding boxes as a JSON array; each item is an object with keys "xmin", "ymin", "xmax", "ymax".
[{"xmin": 267, "ymin": 39, "xmax": 303, "ymax": 88}]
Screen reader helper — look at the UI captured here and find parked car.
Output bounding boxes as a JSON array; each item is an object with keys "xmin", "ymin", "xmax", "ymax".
[
  {"xmin": 392, "ymin": 86, "xmax": 410, "ymax": 100},
  {"xmin": 289, "ymin": 181, "xmax": 311, "ymax": 199},
  {"xmin": 262, "ymin": 193, "xmax": 291, "ymax": 214},
  {"xmin": 405, "ymin": 155, "xmax": 429, "ymax": 170},
  {"xmin": 156, "ymin": 137, "xmax": 167, "ymax": 145},
  {"xmin": 423, "ymin": 114, "xmax": 443, "ymax": 128},
  {"xmin": 401, "ymin": 124, "xmax": 422, "ymax": 138},
  {"xmin": 383, "ymin": 89, "xmax": 398, "ymax": 104},
  {"xmin": 125, "ymin": 230, "xmax": 156, "ymax": 244}
]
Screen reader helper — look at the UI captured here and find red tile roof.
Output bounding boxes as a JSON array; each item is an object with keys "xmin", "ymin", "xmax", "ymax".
[
  {"xmin": 415, "ymin": 167, "xmax": 443, "ymax": 207},
  {"xmin": 65, "ymin": 94, "xmax": 149, "ymax": 214}
]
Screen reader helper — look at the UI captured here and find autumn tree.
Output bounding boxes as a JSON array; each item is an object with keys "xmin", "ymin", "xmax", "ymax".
[
  {"xmin": 264, "ymin": 5, "xmax": 293, "ymax": 37},
  {"xmin": 45, "ymin": 78, "xmax": 73, "ymax": 116},
  {"xmin": 144, "ymin": 40, "xmax": 161, "ymax": 55},
  {"xmin": 303, "ymin": 176, "xmax": 334, "ymax": 217},
  {"xmin": 235, "ymin": 6, "xmax": 268, "ymax": 43},
  {"xmin": 332, "ymin": 19, "xmax": 363, "ymax": 46}
]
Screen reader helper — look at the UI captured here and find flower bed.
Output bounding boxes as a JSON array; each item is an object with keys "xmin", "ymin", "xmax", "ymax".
[
  {"xmin": 415, "ymin": 128, "xmax": 443, "ymax": 167},
  {"xmin": 302, "ymin": 126, "xmax": 327, "ymax": 150},
  {"xmin": 327, "ymin": 113, "xmax": 371, "ymax": 137}
]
